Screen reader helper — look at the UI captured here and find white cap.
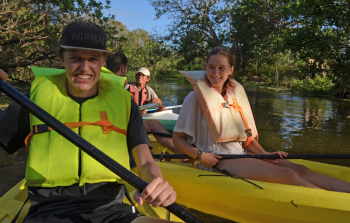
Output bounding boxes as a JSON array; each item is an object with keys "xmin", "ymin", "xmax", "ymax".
[{"xmin": 136, "ymin": 67, "xmax": 150, "ymax": 76}]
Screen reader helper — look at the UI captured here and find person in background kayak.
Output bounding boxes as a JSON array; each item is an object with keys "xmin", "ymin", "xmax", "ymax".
[
  {"xmin": 173, "ymin": 46, "xmax": 350, "ymax": 192},
  {"xmin": 125, "ymin": 67, "xmax": 166, "ymax": 114},
  {"xmin": 105, "ymin": 54, "xmax": 189, "ymax": 162},
  {"xmin": 0, "ymin": 22, "xmax": 178, "ymax": 223},
  {"xmin": 106, "ymin": 52, "xmax": 129, "ymax": 84},
  {"xmin": 106, "ymin": 52, "xmax": 157, "ymax": 170}
]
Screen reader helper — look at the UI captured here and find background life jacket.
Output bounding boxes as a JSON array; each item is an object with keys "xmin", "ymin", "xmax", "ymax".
[
  {"xmin": 179, "ymin": 70, "xmax": 258, "ymax": 146},
  {"xmin": 25, "ymin": 66, "xmax": 130, "ymax": 187},
  {"xmin": 127, "ymin": 84, "xmax": 150, "ymax": 106}
]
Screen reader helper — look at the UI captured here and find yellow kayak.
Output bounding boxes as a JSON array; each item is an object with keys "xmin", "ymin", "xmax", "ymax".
[
  {"xmin": 150, "ymin": 135, "xmax": 350, "ymax": 223},
  {"xmin": 0, "ymin": 179, "xmax": 183, "ymax": 223},
  {"xmin": 2, "ymin": 134, "xmax": 349, "ymax": 223}
]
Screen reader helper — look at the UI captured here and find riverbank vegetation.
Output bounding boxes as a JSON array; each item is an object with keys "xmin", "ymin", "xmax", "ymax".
[
  {"xmin": 1, "ymin": 0, "xmax": 349, "ymax": 98},
  {"xmin": 149, "ymin": 0, "xmax": 350, "ymax": 98}
]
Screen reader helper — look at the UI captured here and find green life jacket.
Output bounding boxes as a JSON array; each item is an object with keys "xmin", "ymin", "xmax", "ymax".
[{"xmin": 25, "ymin": 66, "xmax": 131, "ymax": 187}]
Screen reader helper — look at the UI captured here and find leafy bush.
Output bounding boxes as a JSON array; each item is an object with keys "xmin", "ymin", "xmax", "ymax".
[{"xmin": 291, "ymin": 76, "xmax": 337, "ymax": 96}]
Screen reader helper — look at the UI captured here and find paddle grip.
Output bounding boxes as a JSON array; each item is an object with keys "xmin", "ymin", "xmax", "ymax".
[{"xmin": 0, "ymin": 80, "xmax": 203, "ymax": 223}]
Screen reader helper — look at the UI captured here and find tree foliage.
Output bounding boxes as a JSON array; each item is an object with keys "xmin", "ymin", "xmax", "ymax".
[
  {"xmin": 1, "ymin": 0, "xmax": 349, "ymax": 94},
  {"xmin": 280, "ymin": 0, "xmax": 350, "ymax": 88},
  {"xmin": 117, "ymin": 28, "xmax": 183, "ymax": 77},
  {"xmin": 0, "ymin": 0, "xmax": 120, "ymax": 82},
  {"xmin": 150, "ymin": 0, "xmax": 230, "ymax": 63},
  {"xmin": 150, "ymin": 0, "xmax": 350, "ymax": 92}
]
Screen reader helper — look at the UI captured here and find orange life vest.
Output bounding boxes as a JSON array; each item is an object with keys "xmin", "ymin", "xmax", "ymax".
[
  {"xmin": 180, "ymin": 70, "xmax": 258, "ymax": 147},
  {"xmin": 128, "ymin": 84, "xmax": 150, "ymax": 106}
]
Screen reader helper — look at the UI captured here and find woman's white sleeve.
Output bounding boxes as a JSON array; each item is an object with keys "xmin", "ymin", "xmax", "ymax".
[{"xmin": 173, "ymin": 92, "xmax": 199, "ymax": 144}]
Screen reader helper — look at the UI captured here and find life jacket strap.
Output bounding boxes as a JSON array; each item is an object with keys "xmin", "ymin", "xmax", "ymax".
[
  {"xmin": 222, "ymin": 99, "xmax": 252, "ymax": 148},
  {"xmin": 25, "ymin": 111, "xmax": 127, "ymax": 154}
]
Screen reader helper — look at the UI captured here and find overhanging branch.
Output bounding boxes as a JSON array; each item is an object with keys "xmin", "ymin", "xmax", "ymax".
[{"xmin": 0, "ymin": 54, "xmax": 57, "ymax": 69}]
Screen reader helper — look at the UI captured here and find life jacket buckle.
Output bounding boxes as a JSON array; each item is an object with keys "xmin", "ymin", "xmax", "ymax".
[
  {"xmin": 33, "ymin": 124, "xmax": 50, "ymax": 134},
  {"xmin": 245, "ymin": 129, "xmax": 252, "ymax": 137}
]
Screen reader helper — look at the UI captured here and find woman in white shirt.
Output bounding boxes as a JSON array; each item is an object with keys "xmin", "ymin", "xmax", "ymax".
[{"xmin": 173, "ymin": 47, "xmax": 350, "ymax": 192}]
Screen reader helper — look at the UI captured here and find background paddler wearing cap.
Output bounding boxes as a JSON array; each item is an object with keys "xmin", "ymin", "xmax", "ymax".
[{"xmin": 136, "ymin": 67, "xmax": 151, "ymax": 76}]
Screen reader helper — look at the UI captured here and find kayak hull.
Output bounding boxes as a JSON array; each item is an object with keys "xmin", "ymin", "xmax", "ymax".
[
  {"xmin": 142, "ymin": 110, "xmax": 178, "ymax": 133},
  {"xmin": 156, "ymin": 161, "xmax": 350, "ymax": 223},
  {"xmin": 149, "ymin": 134, "xmax": 350, "ymax": 223},
  {"xmin": 142, "ymin": 110, "xmax": 179, "ymax": 121}
]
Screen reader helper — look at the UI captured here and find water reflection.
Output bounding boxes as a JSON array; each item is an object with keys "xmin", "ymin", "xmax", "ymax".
[{"xmin": 247, "ymin": 86, "xmax": 350, "ymax": 167}]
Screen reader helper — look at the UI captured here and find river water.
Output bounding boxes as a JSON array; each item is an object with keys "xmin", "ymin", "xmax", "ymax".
[{"xmin": 0, "ymin": 78, "xmax": 349, "ymax": 222}]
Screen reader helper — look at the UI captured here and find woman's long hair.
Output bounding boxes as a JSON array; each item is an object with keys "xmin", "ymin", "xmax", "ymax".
[{"xmin": 206, "ymin": 47, "xmax": 235, "ymax": 94}]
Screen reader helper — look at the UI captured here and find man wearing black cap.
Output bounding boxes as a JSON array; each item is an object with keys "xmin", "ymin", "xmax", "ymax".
[{"xmin": 0, "ymin": 22, "xmax": 176, "ymax": 223}]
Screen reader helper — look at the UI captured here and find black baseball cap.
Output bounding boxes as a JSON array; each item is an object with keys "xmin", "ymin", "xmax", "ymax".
[{"xmin": 60, "ymin": 22, "xmax": 113, "ymax": 54}]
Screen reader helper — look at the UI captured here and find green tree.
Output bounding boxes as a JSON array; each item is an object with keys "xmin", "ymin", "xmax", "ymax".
[
  {"xmin": 229, "ymin": 0, "xmax": 298, "ymax": 75},
  {"xmin": 281, "ymin": 0, "xmax": 350, "ymax": 90},
  {"xmin": 150, "ymin": 0, "xmax": 231, "ymax": 64},
  {"xmin": 0, "ymin": 0, "xmax": 118, "ymax": 83},
  {"xmin": 117, "ymin": 28, "xmax": 182, "ymax": 77},
  {"xmin": 231, "ymin": 0, "xmax": 349, "ymax": 91}
]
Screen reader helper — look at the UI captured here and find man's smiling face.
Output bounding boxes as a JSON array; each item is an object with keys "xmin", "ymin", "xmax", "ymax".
[{"xmin": 60, "ymin": 49, "xmax": 105, "ymax": 97}]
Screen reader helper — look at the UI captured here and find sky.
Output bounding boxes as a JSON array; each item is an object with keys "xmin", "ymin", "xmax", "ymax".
[{"xmin": 104, "ymin": 0, "xmax": 170, "ymax": 33}]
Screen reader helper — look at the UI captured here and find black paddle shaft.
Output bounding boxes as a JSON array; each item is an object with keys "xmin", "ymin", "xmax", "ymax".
[
  {"xmin": 153, "ymin": 153, "xmax": 350, "ymax": 160},
  {"xmin": 148, "ymin": 131, "xmax": 173, "ymax": 138},
  {"xmin": 0, "ymin": 80, "xmax": 203, "ymax": 223}
]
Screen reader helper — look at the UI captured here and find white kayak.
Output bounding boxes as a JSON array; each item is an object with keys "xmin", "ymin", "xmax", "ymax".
[{"xmin": 142, "ymin": 110, "xmax": 179, "ymax": 120}]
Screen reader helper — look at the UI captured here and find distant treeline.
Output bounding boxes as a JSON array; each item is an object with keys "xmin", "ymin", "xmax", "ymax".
[
  {"xmin": 1, "ymin": 0, "xmax": 349, "ymax": 97},
  {"xmin": 149, "ymin": 0, "xmax": 350, "ymax": 98}
]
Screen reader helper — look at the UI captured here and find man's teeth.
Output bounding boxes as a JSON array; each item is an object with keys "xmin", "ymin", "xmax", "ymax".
[{"xmin": 77, "ymin": 75, "xmax": 91, "ymax": 80}]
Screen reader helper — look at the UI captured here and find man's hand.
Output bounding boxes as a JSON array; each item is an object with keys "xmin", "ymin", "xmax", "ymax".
[
  {"xmin": 133, "ymin": 177, "xmax": 177, "ymax": 207},
  {"xmin": 131, "ymin": 144, "xmax": 177, "ymax": 207},
  {"xmin": 155, "ymin": 106, "xmax": 166, "ymax": 112},
  {"xmin": 140, "ymin": 109, "xmax": 147, "ymax": 114},
  {"xmin": 151, "ymin": 98, "xmax": 162, "ymax": 106}
]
